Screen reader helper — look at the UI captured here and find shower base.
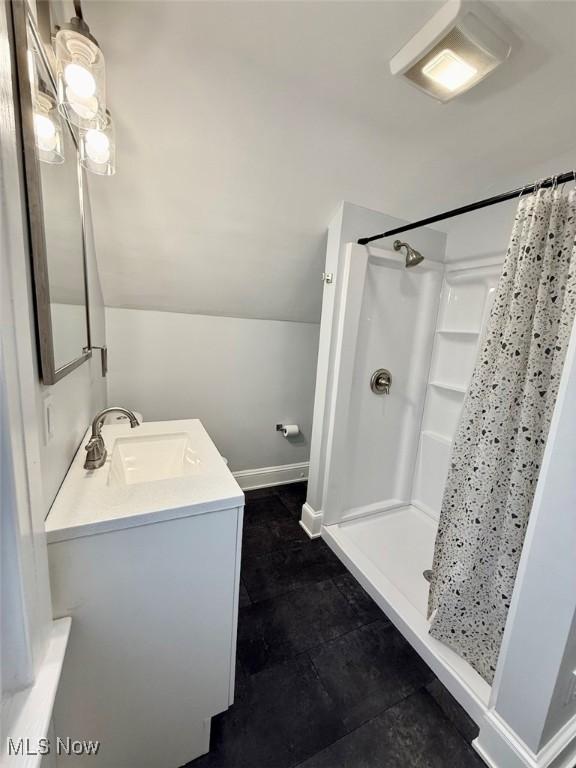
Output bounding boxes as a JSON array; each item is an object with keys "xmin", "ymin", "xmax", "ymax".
[{"xmin": 322, "ymin": 504, "xmax": 491, "ymax": 728}]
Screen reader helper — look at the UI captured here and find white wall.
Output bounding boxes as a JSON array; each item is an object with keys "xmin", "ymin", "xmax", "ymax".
[
  {"xmin": 36, "ymin": 361, "xmax": 106, "ymax": 512},
  {"xmin": 1, "ymin": 0, "xmax": 52, "ymax": 693},
  {"xmin": 83, "ymin": 1, "xmax": 576, "ymax": 325},
  {"xmin": 444, "ymin": 151, "xmax": 576, "ymax": 264},
  {"xmin": 105, "ymin": 308, "xmax": 319, "ymax": 472},
  {"xmin": 34, "ymin": 180, "xmax": 107, "ymax": 514},
  {"xmin": 544, "ymin": 607, "xmax": 576, "ymax": 744}
]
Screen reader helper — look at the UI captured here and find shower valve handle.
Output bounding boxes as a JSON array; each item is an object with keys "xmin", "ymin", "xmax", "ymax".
[{"xmin": 370, "ymin": 369, "xmax": 392, "ymax": 395}]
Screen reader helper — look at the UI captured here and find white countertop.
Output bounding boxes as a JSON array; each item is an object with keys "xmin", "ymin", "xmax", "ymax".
[{"xmin": 46, "ymin": 419, "xmax": 244, "ymax": 543}]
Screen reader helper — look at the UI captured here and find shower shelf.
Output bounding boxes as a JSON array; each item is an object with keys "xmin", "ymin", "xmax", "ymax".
[
  {"xmin": 430, "ymin": 380, "xmax": 467, "ymax": 394},
  {"xmin": 436, "ymin": 329, "xmax": 480, "ymax": 336},
  {"xmin": 421, "ymin": 429, "xmax": 452, "ymax": 445}
]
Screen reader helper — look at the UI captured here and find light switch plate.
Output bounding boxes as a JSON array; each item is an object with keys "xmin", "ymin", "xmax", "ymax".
[{"xmin": 42, "ymin": 394, "xmax": 54, "ymax": 444}]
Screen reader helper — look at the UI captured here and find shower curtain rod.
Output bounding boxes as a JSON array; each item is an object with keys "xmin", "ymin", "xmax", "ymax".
[{"xmin": 357, "ymin": 170, "xmax": 576, "ymax": 246}]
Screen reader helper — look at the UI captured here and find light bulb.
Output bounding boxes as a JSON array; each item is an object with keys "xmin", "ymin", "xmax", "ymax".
[
  {"xmin": 66, "ymin": 86, "xmax": 98, "ymax": 120},
  {"xmin": 85, "ymin": 128, "xmax": 110, "ymax": 164},
  {"xmin": 33, "ymin": 113, "xmax": 57, "ymax": 152},
  {"xmin": 27, "ymin": 49, "xmax": 36, "ymax": 87},
  {"xmin": 64, "ymin": 62, "xmax": 96, "ymax": 98},
  {"xmin": 422, "ymin": 49, "xmax": 477, "ymax": 92}
]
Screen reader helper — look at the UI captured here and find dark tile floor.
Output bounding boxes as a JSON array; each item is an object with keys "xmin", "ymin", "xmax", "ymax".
[{"xmin": 185, "ymin": 483, "xmax": 484, "ymax": 768}]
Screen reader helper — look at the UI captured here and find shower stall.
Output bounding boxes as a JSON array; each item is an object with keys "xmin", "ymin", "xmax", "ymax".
[{"xmin": 302, "ymin": 202, "xmax": 576, "ymax": 768}]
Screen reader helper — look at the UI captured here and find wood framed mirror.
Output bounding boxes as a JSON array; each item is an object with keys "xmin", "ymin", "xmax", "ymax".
[{"xmin": 12, "ymin": 1, "xmax": 92, "ymax": 385}]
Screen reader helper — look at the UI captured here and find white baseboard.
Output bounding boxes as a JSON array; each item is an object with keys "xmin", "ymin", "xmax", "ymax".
[
  {"xmin": 300, "ymin": 502, "xmax": 323, "ymax": 538},
  {"xmin": 233, "ymin": 462, "xmax": 308, "ymax": 491},
  {"xmin": 475, "ymin": 710, "xmax": 576, "ymax": 768}
]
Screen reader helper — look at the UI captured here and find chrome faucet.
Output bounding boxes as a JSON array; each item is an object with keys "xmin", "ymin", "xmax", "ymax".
[{"xmin": 84, "ymin": 407, "xmax": 140, "ymax": 470}]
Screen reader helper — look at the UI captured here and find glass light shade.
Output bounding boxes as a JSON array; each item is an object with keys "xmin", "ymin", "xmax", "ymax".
[
  {"xmin": 55, "ymin": 22, "xmax": 106, "ymax": 129},
  {"xmin": 33, "ymin": 93, "xmax": 65, "ymax": 164},
  {"xmin": 79, "ymin": 111, "xmax": 115, "ymax": 175}
]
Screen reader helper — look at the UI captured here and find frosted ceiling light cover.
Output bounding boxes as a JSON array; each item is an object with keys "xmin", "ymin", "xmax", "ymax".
[
  {"xmin": 422, "ymin": 49, "xmax": 477, "ymax": 92},
  {"xmin": 390, "ymin": 0, "xmax": 512, "ymax": 102}
]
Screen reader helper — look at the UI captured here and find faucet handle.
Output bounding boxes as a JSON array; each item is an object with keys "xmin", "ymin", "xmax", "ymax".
[
  {"xmin": 84, "ymin": 434, "xmax": 107, "ymax": 470},
  {"xmin": 85, "ymin": 434, "xmax": 102, "ymax": 451}
]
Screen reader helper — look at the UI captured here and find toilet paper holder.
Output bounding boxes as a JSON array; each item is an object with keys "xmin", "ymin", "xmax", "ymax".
[{"xmin": 275, "ymin": 423, "xmax": 300, "ymax": 437}]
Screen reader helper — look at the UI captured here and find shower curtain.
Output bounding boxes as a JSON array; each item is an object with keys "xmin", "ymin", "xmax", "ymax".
[{"xmin": 428, "ymin": 187, "xmax": 576, "ymax": 683}]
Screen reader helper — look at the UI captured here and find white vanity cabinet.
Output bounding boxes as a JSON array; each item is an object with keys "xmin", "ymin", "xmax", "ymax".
[{"xmin": 45, "ymin": 420, "xmax": 244, "ymax": 768}]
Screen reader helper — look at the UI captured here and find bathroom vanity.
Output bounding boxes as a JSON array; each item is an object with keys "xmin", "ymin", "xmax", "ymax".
[{"xmin": 45, "ymin": 419, "xmax": 244, "ymax": 767}]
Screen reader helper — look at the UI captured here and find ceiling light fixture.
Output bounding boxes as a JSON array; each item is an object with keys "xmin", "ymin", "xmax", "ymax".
[
  {"xmin": 422, "ymin": 49, "xmax": 477, "ymax": 92},
  {"xmin": 390, "ymin": 0, "xmax": 512, "ymax": 102},
  {"xmin": 55, "ymin": 0, "xmax": 106, "ymax": 128}
]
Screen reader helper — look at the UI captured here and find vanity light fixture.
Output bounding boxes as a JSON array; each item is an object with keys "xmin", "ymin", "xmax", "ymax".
[
  {"xmin": 33, "ymin": 92, "xmax": 65, "ymax": 164},
  {"xmin": 390, "ymin": 0, "xmax": 512, "ymax": 102},
  {"xmin": 27, "ymin": 42, "xmax": 64, "ymax": 163},
  {"xmin": 79, "ymin": 110, "xmax": 116, "ymax": 175},
  {"xmin": 55, "ymin": 0, "xmax": 106, "ymax": 129}
]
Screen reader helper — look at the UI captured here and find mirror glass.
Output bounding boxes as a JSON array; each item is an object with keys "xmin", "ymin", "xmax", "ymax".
[
  {"xmin": 40, "ymin": 127, "xmax": 88, "ymax": 369},
  {"xmin": 25, "ymin": 15, "xmax": 90, "ymax": 378}
]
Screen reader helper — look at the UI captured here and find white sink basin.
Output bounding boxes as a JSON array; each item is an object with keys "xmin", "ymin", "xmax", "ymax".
[
  {"xmin": 108, "ymin": 432, "xmax": 202, "ymax": 487},
  {"xmin": 45, "ymin": 419, "xmax": 243, "ymax": 543}
]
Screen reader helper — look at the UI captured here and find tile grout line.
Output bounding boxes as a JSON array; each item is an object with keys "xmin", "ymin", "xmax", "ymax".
[
  {"xmin": 330, "ymin": 574, "xmax": 393, "ymax": 628},
  {"xmin": 239, "ymin": 613, "xmax": 387, "ymax": 681},
  {"xmin": 419, "ymin": 685, "xmax": 481, "ymax": 754},
  {"xmin": 240, "ymin": 549, "xmax": 347, "ymax": 605},
  {"xmin": 288, "ymin": 687, "xmax": 434, "ymax": 768},
  {"xmin": 239, "ymin": 575, "xmax": 384, "ymax": 644},
  {"xmin": 304, "ymin": 610, "xmax": 385, "ymax": 658},
  {"xmin": 295, "ymin": 650, "xmax": 348, "ymax": 767}
]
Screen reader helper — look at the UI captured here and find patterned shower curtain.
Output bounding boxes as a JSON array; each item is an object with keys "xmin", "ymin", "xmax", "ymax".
[{"xmin": 428, "ymin": 187, "xmax": 576, "ymax": 683}]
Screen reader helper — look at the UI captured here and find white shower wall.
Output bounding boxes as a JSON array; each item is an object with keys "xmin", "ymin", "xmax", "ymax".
[
  {"xmin": 305, "ymin": 202, "xmax": 447, "ymax": 532},
  {"xmin": 310, "ymin": 242, "xmax": 507, "ymax": 715},
  {"xmin": 412, "ymin": 260, "xmax": 502, "ymax": 519},
  {"xmin": 320, "ymin": 243, "xmax": 503, "ymax": 528},
  {"xmin": 322, "ymin": 247, "xmax": 442, "ymax": 524}
]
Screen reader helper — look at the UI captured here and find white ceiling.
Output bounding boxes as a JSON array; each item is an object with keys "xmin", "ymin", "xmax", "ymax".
[{"xmin": 83, "ymin": 0, "xmax": 576, "ymax": 323}]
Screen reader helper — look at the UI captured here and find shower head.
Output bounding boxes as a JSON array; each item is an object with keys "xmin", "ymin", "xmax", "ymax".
[{"xmin": 393, "ymin": 240, "xmax": 424, "ymax": 268}]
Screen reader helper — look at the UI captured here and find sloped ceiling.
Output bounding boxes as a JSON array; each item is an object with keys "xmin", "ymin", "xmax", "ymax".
[{"xmin": 82, "ymin": 0, "xmax": 576, "ymax": 323}]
